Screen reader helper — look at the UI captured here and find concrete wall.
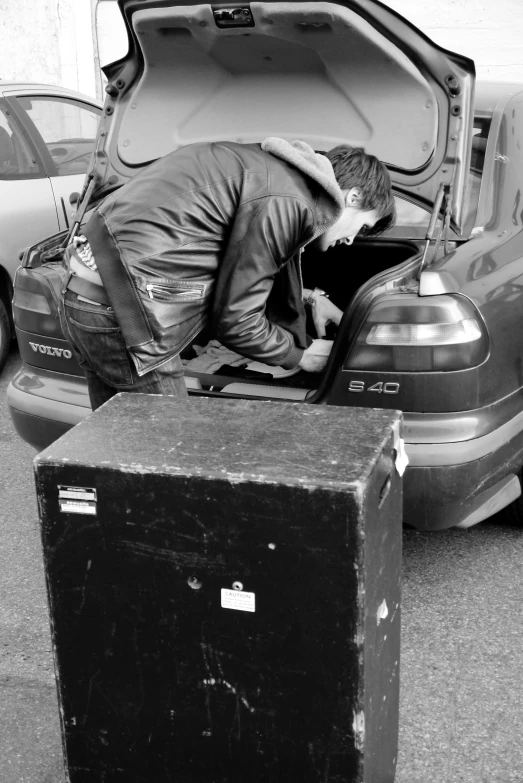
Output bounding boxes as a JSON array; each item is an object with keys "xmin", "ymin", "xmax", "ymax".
[
  {"xmin": 381, "ymin": 0, "xmax": 523, "ymax": 82},
  {"xmin": 0, "ymin": 0, "xmax": 99, "ymax": 99},
  {"xmin": 96, "ymin": 0, "xmax": 128, "ymax": 69}
]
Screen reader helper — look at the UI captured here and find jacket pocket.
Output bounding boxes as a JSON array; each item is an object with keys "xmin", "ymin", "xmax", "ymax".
[
  {"xmin": 134, "ymin": 274, "xmax": 214, "ymax": 345},
  {"xmin": 143, "ymin": 279, "xmax": 209, "ymax": 303}
]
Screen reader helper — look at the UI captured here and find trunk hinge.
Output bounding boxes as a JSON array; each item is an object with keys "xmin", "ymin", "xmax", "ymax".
[{"xmin": 418, "ymin": 183, "xmax": 453, "ymax": 278}]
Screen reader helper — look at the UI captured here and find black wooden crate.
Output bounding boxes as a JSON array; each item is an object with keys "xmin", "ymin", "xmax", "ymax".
[{"xmin": 34, "ymin": 394, "xmax": 402, "ymax": 783}]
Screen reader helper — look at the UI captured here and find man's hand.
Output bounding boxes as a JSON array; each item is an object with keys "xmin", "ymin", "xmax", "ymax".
[
  {"xmin": 298, "ymin": 339, "xmax": 333, "ymax": 373},
  {"xmin": 303, "ymin": 288, "xmax": 343, "ymax": 337}
]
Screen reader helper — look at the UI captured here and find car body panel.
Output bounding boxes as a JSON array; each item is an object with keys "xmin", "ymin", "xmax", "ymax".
[
  {"xmin": 3, "ymin": 88, "xmax": 102, "ymax": 233},
  {"xmin": 403, "ymin": 423, "xmax": 523, "ymax": 529},
  {"xmin": 8, "ymin": 362, "xmax": 523, "ymax": 529},
  {"xmin": 5, "ymin": 59, "xmax": 523, "ymax": 527},
  {"xmin": 92, "ymin": 0, "xmax": 474, "ymax": 232},
  {"xmin": 8, "ymin": 406, "xmax": 74, "ymax": 452},
  {"xmin": 0, "ymin": 82, "xmax": 101, "ymax": 345},
  {"xmin": 455, "ymin": 475, "xmax": 521, "ymax": 529},
  {"xmin": 417, "ymin": 89, "xmax": 523, "ymax": 421},
  {"xmin": 7, "ymin": 364, "xmax": 90, "ymax": 426},
  {"xmin": 16, "ymin": 328, "xmax": 79, "ymax": 376},
  {"xmin": 0, "ymin": 178, "xmax": 58, "ymax": 283}
]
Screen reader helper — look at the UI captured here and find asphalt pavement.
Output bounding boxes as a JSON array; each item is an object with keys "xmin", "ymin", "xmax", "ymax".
[{"xmin": 0, "ymin": 345, "xmax": 522, "ymax": 783}]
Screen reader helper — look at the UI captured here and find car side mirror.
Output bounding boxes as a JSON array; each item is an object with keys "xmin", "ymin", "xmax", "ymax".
[{"xmin": 69, "ymin": 192, "xmax": 80, "ymax": 206}]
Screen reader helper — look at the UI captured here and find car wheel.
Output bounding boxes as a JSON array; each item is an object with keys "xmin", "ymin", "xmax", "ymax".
[
  {"xmin": 0, "ymin": 297, "xmax": 11, "ymax": 371},
  {"xmin": 501, "ymin": 468, "xmax": 523, "ymax": 526}
]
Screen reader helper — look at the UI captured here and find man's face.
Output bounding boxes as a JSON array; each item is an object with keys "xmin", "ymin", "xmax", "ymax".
[{"xmin": 312, "ymin": 187, "xmax": 380, "ymax": 252}]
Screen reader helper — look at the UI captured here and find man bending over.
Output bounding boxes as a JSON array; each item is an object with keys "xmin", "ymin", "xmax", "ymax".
[{"xmin": 61, "ymin": 138, "xmax": 395, "ymax": 409}]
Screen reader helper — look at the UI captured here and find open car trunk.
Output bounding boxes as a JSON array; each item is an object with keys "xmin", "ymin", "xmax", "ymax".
[
  {"xmin": 93, "ymin": 0, "xmax": 475, "ymax": 232},
  {"xmin": 15, "ymin": 0, "xmax": 476, "ymax": 401},
  {"xmin": 16, "ymin": 231, "xmax": 421, "ymax": 402},
  {"xmin": 301, "ymin": 237, "xmax": 420, "ymax": 312},
  {"xmin": 180, "ymin": 237, "xmax": 422, "ymax": 400}
]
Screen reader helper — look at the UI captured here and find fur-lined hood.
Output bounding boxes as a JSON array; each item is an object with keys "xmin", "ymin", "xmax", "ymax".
[{"xmin": 261, "ymin": 137, "xmax": 345, "ymax": 238}]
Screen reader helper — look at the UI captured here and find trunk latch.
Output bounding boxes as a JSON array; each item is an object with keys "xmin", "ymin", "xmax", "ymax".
[{"xmin": 213, "ymin": 6, "xmax": 254, "ymax": 27}]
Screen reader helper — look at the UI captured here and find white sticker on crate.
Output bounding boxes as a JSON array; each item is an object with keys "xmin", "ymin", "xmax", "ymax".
[
  {"xmin": 58, "ymin": 486, "xmax": 97, "ymax": 515},
  {"xmin": 221, "ymin": 589, "xmax": 255, "ymax": 612}
]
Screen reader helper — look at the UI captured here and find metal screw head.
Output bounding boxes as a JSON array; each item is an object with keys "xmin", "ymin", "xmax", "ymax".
[{"xmin": 232, "ymin": 581, "xmax": 243, "ymax": 591}]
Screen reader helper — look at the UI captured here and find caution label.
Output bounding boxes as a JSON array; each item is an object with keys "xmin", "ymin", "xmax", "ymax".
[{"xmin": 221, "ymin": 589, "xmax": 255, "ymax": 613}]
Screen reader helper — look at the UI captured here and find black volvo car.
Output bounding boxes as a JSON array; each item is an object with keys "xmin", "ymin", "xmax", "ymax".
[{"xmin": 7, "ymin": 0, "xmax": 523, "ymax": 530}]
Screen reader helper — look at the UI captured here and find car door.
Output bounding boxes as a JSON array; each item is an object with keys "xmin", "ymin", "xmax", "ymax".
[
  {"xmin": 0, "ymin": 96, "xmax": 59, "ymax": 286},
  {"xmin": 5, "ymin": 92, "xmax": 101, "ymax": 231}
]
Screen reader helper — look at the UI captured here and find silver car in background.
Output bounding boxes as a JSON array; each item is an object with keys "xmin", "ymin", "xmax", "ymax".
[{"xmin": 0, "ymin": 82, "xmax": 101, "ymax": 369}]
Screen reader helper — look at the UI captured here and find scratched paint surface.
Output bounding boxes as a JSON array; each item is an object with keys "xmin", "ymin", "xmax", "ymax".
[
  {"xmin": 34, "ymin": 395, "xmax": 402, "ymax": 782},
  {"xmin": 36, "ymin": 394, "xmax": 400, "ymax": 491}
]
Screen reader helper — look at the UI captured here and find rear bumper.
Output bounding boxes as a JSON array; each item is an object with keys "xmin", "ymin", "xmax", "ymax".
[
  {"xmin": 7, "ymin": 365, "xmax": 90, "ymax": 451},
  {"xmin": 403, "ymin": 457, "xmax": 521, "ymax": 531},
  {"xmin": 401, "ymin": 400, "xmax": 523, "ymax": 529},
  {"xmin": 7, "ymin": 364, "xmax": 523, "ymax": 528},
  {"xmin": 8, "ymin": 407, "xmax": 75, "ymax": 451}
]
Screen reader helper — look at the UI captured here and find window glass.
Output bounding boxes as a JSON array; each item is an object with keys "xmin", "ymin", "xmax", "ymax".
[
  {"xmin": 393, "ymin": 197, "xmax": 433, "ymax": 229},
  {"xmin": 387, "ymin": 117, "xmax": 491, "ymax": 237},
  {"xmin": 19, "ymin": 97, "xmax": 101, "ymax": 176},
  {"xmin": 0, "ymin": 99, "xmax": 43, "ymax": 180}
]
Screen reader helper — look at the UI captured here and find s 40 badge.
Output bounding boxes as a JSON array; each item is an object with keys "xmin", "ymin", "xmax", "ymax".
[{"xmin": 348, "ymin": 381, "xmax": 400, "ymax": 394}]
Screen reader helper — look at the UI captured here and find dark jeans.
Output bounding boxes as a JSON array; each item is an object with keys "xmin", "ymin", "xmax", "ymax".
[{"xmin": 62, "ymin": 289, "xmax": 188, "ymax": 410}]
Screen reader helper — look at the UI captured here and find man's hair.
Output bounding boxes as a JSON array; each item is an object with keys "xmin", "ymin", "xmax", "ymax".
[{"xmin": 325, "ymin": 145, "xmax": 396, "ymax": 236}]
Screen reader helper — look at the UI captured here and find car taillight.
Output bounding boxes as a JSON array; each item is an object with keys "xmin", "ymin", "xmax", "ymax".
[
  {"xmin": 14, "ymin": 288, "xmax": 52, "ymax": 315},
  {"xmin": 345, "ymin": 293, "xmax": 488, "ymax": 372},
  {"xmin": 12, "ymin": 268, "xmax": 64, "ymax": 339}
]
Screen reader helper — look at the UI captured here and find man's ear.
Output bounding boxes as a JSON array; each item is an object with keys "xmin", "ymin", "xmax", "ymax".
[{"xmin": 344, "ymin": 187, "xmax": 363, "ymax": 207}]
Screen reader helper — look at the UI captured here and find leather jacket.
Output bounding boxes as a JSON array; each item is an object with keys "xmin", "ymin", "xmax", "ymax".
[{"xmin": 83, "ymin": 140, "xmax": 343, "ymax": 376}]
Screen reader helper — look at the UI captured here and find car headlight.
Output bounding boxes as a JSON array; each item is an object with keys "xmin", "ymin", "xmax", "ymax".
[{"xmin": 345, "ymin": 293, "xmax": 489, "ymax": 372}]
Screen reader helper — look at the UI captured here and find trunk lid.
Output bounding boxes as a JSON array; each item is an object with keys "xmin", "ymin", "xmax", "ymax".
[{"xmin": 91, "ymin": 0, "xmax": 475, "ymax": 232}]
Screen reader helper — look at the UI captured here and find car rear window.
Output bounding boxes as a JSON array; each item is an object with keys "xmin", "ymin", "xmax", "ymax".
[
  {"xmin": 470, "ymin": 117, "xmax": 490, "ymax": 175},
  {"xmin": 388, "ymin": 116, "xmax": 492, "ymax": 239}
]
